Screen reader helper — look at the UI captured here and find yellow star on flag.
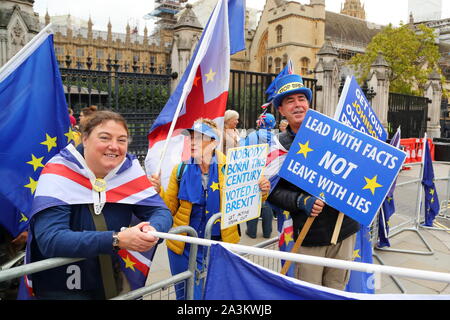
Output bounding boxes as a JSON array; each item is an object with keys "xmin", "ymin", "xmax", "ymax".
[
  {"xmin": 205, "ymin": 68, "xmax": 216, "ymax": 83},
  {"xmin": 210, "ymin": 181, "xmax": 220, "ymax": 192},
  {"xmin": 26, "ymin": 154, "xmax": 45, "ymax": 172},
  {"xmin": 352, "ymin": 249, "xmax": 361, "ymax": 261},
  {"xmin": 41, "ymin": 134, "xmax": 57, "ymax": 152},
  {"xmin": 64, "ymin": 128, "xmax": 76, "ymax": 143},
  {"xmin": 363, "ymin": 175, "xmax": 382, "ymax": 195},
  {"xmin": 24, "ymin": 177, "xmax": 38, "ymax": 194},
  {"xmin": 284, "ymin": 231, "xmax": 294, "ymax": 244},
  {"xmin": 19, "ymin": 213, "xmax": 28, "ymax": 223},
  {"xmin": 122, "ymin": 255, "xmax": 136, "ymax": 272},
  {"xmin": 297, "ymin": 141, "xmax": 313, "ymax": 158},
  {"xmin": 283, "ymin": 211, "xmax": 290, "ymax": 219},
  {"xmin": 430, "ymin": 189, "xmax": 435, "ymax": 196}
]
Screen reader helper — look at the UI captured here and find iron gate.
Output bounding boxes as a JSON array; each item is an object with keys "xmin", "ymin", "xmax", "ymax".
[
  {"xmin": 58, "ymin": 57, "xmax": 174, "ymax": 162},
  {"xmin": 228, "ymin": 69, "xmax": 317, "ymax": 129},
  {"xmin": 388, "ymin": 93, "xmax": 430, "ymax": 139}
]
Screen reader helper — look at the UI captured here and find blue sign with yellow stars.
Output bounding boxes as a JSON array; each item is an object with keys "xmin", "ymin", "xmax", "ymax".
[{"xmin": 278, "ymin": 110, "xmax": 406, "ymax": 226}]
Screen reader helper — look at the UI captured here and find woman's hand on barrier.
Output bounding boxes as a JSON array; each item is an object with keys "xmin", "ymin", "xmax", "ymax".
[
  {"xmin": 149, "ymin": 172, "xmax": 161, "ymax": 194},
  {"xmin": 117, "ymin": 222, "xmax": 158, "ymax": 252}
]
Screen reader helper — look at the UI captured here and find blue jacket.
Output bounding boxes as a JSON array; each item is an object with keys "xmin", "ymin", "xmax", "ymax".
[
  {"xmin": 241, "ymin": 129, "xmax": 275, "ymax": 147},
  {"xmin": 31, "ymin": 202, "xmax": 172, "ymax": 297}
]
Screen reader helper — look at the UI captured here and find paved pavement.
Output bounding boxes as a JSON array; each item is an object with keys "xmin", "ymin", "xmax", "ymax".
[{"xmin": 146, "ymin": 163, "xmax": 450, "ymax": 297}]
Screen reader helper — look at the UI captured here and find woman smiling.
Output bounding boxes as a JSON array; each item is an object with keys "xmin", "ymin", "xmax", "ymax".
[{"xmin": 29, "ymin": 111, "xmax": 172, "ymax": 300}]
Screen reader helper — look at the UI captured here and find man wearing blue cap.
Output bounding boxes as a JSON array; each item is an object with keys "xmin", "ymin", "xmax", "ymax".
[{"xmin": 267, "ymin": 74, "xmax": 360, "ymax": 290}]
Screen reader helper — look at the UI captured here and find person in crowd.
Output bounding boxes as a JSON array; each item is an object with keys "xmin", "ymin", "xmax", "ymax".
[
  {"xmin": 149, "ymin": 118, "xmax": 271, "ymax": 299},
  {"xmin": 79, "ymin": 105, "xmax": 98, "ymax": 129},
  {"xmin": 72, "ymin": 105, "xmax": 98, "ymax": 146},
  {"xmin": 29, "ymin": 111, "xmax": 173, "ymax": 300},
  {"xmin": 68, "ymin": 108, "xmax": 77, "ymax": 128},
  {"xmin": 267, "ymin": 74, "xmax": 360, "ymax": 290},
  {"xmin": 222, "ymin": 109, "xmax": 241, "ymax": 154},
  {"xmin": 279, "ymin": 119, "xmax": 288, "ymax": 133},
  {"xmin": 241, "ymin": 113, "xmax": 276, "ymax": 239}
]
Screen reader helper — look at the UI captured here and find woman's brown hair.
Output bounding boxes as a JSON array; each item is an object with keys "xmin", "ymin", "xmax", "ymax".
[{"xmin": 81, "ymin": 110, "xmax": 129, "ymax": 138}]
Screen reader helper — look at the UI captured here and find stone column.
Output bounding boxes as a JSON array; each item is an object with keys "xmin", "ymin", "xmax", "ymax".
[
  {"xmin": 367, "ymin": 53, "xmax": 391, "ymax": 132},
  {"xmin": 424, "ymin": 70, "xmax": 442, "ymax": 139},
  {"xmin": 314, "ymin": 39, "xmax": 340, "ymax": 117},
  {"xmin": 0, "ymin": 33, "xmax": 7, "ymax": 67}
]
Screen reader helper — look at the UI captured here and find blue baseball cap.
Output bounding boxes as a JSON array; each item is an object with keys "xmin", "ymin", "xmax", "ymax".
[
  {"xmin": 272, "ymin": 74, "xmax": 313, "ymax": 108},
  {"xmin": 184, "ymin": 122, "xmax": 219, "ymax": 141},
  {"xmin": 258, "ymin": 113, "xmax": 276, "ymax": 129}
]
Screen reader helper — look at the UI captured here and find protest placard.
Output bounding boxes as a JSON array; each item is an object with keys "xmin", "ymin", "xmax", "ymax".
[
  {"xmin": 334, "ymin": 76, "xmax": 388, "ymax": 142},
  {"xmin": 221, "ymin": 144, "xmax": 268, "ymax": 229},
  {"xmin": 279, "ymin": 110, "xmax": 406, "ymax": 226}
]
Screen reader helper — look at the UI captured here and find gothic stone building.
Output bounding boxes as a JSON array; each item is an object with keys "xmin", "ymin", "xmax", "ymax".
[{"xmin": 0, "ymin": 0, "xmax": 40, "ymax": 67}]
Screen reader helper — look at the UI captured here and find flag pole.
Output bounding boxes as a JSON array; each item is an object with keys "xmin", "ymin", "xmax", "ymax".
[
  {"xmin": 280, "ymin": 216, "xmax": 315, "ymax": 275},
  {"xmin": 152, "ymin": 0, "xmax": 225, "ymax": 175}
]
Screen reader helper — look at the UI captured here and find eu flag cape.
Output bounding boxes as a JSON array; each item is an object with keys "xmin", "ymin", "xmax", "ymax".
[{"xmin": 0, "ymin": 26, "xmax": 70, "ymax": 237}]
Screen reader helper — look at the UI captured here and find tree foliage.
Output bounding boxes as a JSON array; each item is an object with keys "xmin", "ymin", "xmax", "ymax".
[{"xmin": 348, "ymin": 23, "xmax": 443, "ymax": 96}]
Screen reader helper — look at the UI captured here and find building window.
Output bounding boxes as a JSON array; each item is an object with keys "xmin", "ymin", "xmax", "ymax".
[
  {"xmin": 55, "ymin": 46, "xmax": 64, "ymax": 56},
  {"xmin": 268, "ymin": 56, "xmax": 273, "ymax": 74},
  {"xmin": 275, "ymin": 57, "xmax": 281, "ymax": 73},
  {"xmin": 76, "ymin": 48, "xmax": 84, "ymax": 57},
  {"xmin": 96, "ymin": 49, "xmax": 104, "ymax": 59},
  {"xmin": 301, "ymin": 57, "xmax": 310, "ymax": 75},
  {"xmin": 276, "ymin": 25, "xmax": 283, "ymax": 44}
]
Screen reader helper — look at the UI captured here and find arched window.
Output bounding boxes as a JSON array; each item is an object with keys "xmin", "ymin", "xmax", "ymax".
[
  {"xmin": 268, "ymin": 56, "xmax": 273, "ymax": 74},
  {"xmin": 300, "ymin": 57, "xmax": 310, "ymax": 76},
  {"xmin": 276, "ymin": 25, "xmax": 283, "ymax": 44},
  {"xmin": 275, "ymin": 57, "xmax": 282, "ymax": 74}
]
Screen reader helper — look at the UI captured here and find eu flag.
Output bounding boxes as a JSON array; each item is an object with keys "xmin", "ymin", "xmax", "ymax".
[
  {"xmin": 0, "ymin": 27, "xmax": 71, "ymax": 234},
  {"xmin": 204, "ymin": 244, "xmax": 356, "ymax": 300},
  {"xmin": 345, "ymin": 225, "xmax": 374, "ymax": 294},
  {"xmin": 422, "ymin": 140, "xmax": 440, "ymax": 227}
]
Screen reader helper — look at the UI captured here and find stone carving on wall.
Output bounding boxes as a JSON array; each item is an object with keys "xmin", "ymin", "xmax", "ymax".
[{"xmin": 9, "ymin": 20, "xmax": 26, "ymax": 57}]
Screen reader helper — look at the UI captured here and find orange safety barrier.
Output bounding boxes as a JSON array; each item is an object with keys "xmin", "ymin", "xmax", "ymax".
[{"xmin": 400, "ymin": 138, "xmax": 435, "ymax": 164}]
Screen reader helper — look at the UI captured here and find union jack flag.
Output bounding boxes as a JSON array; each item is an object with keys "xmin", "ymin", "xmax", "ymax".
[
  {"xmin": 265, "ymin": 136, "xmax": 295, "ymax": 276},
  {"xmin": 21, "ymin": 144, "xmax": 165, "ymax": 297}
]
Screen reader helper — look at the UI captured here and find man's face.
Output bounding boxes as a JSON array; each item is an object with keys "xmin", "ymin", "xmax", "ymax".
[{"xmin": 278, "ymin": 93, "xmax": 310, "ymax": 131}]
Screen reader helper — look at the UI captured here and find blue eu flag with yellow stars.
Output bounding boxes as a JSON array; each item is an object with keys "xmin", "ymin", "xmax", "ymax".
[
  {"xmin": 422, "ymin": 140, "xmax": 440, "ymax": 227},
  {"xmin": 0, "ymin": 27, "xmax": 71, "ymax": 237}
]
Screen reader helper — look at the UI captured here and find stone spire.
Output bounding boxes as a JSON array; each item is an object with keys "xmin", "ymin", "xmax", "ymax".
[
  {"xmin": 45, "ymin": 9, "xmax": 50, "ymax": 25},
  {"xmin": 107, "ymin": 18, "xmax": 112, "ymax": 43},
  {"xmin": 87, "ymin": 15, "xmax": 93, "ymax": 40}
]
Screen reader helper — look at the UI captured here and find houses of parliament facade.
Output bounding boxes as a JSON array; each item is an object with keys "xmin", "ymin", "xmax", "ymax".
[{"xmin": 1, "ymin": 0, "xmax": 379, "ymax": 77}]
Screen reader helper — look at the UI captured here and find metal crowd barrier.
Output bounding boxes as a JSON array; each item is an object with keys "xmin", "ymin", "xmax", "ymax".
[{"xmin": 0, "ymin": 226, "xmax": 199, "ymax": 300}]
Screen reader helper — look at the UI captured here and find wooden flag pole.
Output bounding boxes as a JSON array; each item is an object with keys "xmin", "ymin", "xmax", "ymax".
[
  {"xmin": 330, "ymin": 212, "xmax": 345, "ymax": 245},
  {"xmin": 280, "ymin": 216, "xmax": 315, "ymax": 275}
]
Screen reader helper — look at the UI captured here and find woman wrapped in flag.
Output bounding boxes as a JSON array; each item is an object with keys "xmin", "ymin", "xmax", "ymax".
[
  {"xmin": 28, "ymin": 111, "xmax": 173, "ymax": 300},
  {"xmin": 149, "ymin": 118, "xmax": 271, "ymax": 299}
]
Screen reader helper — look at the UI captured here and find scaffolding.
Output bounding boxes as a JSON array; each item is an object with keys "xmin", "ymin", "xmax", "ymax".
[{"xmin": 143, "ymin": 0, "xmax": 186, "ymax": 29}]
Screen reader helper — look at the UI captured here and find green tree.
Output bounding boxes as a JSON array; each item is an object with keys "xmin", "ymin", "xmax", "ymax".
[{"xmin": 348, "ymin": 23, "xmax": 443, "ymax": 96}]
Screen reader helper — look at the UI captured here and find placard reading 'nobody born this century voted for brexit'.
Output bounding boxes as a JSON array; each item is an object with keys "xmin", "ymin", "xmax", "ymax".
[
  {"xmin": 279, "ymin": 110, "xmax": 406, "ymax": 226},
  {"xmin": 221, "ymin": 144, "xmax": 268, "ymax": 229}
]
